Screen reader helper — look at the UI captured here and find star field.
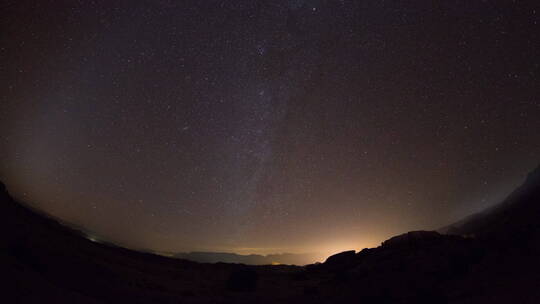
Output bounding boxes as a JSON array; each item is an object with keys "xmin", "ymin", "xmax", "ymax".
[{"xmin": 1, "ymin": 1, "xmax": 540, "ymax": 260}]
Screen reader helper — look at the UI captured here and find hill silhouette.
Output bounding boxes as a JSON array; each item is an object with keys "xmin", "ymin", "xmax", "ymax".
[
  {"xmin": 441, "ymin": 165, "xmax": 540, "ymax": 242},
  {"xmin": 2, "ymin": 166, "xmax": 540, "ymax": 303}
]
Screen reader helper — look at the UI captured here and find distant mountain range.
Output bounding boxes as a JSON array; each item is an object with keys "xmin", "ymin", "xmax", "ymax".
[{"xmin": 172, "ymin": 251, "xmax": 314, "ymax": 265}]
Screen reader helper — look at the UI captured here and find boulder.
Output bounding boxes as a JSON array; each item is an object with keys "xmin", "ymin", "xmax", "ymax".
[
  {"xmin": 381, "ymin": 231, "xmax": 442, "ymax": 249},
  {"xmin": 323, "ymin": 250, "xmax": 357, "ymax": 269}
]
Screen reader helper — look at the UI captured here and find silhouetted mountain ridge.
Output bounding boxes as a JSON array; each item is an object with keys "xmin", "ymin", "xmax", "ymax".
[
  {"xmin": 440, "ymin": 165, "xmax": 540, "ymax": 243},
  {"xmin": 2, "ymin": 165, "xmax": 540, "ymax": 303}
]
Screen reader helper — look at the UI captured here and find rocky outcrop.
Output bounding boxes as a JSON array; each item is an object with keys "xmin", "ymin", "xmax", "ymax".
[
  {"xmin": 381, "ymin": 230, "xmax": 443, "ymax": 249},
  {"xmin": 323, "ymin": 250, "xmax": 357, "ymax": 269}
]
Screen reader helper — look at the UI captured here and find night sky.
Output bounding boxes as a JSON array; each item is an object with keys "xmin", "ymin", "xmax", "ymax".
[{"xmin": 1, "ymin": 1, "xmax": 540, "ymax": 261}]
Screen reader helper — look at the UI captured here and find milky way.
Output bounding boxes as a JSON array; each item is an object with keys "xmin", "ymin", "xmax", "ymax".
[{"xmin": 1, "ymin": 1, "xmax": 540, "ymax": 260}]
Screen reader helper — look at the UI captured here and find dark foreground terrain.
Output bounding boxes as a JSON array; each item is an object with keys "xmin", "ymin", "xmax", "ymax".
[{"xmin": 2, "ymin": 166, "xmax": 540, "ymax": 303}]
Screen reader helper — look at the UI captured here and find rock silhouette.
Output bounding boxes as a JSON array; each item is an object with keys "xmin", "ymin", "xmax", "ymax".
[
  {"xmin": 2, "ymin": 165, "xmax": 540, "ymax": 303},
  {"xmin": 381, "ymin": 230, "xmax": 443, "ymax": 248}
]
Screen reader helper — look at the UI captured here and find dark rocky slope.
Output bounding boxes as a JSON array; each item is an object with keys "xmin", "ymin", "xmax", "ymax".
[{"xmin": 442, "ymin": 165, "xmax": 540, "ymax": 244}]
